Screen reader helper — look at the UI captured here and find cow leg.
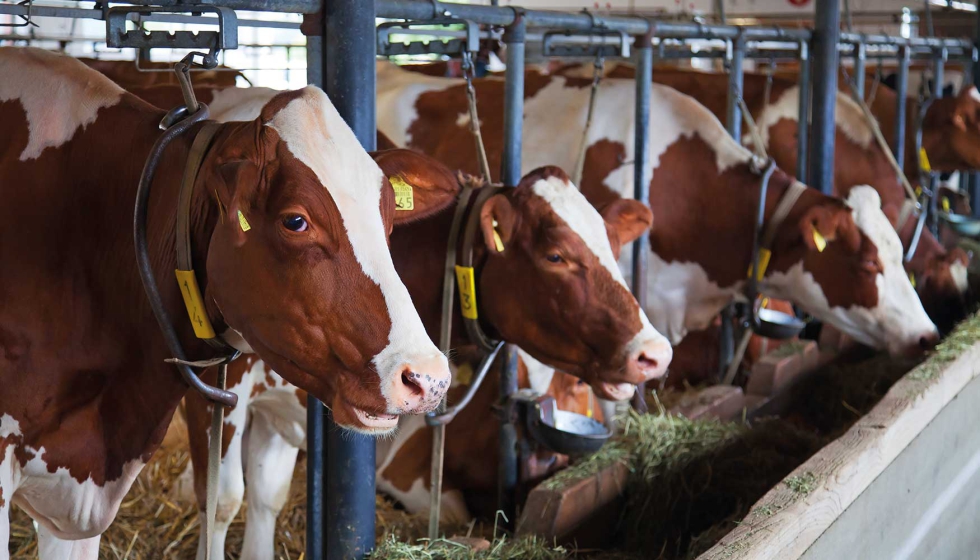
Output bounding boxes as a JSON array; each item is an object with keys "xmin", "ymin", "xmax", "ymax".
[
  {"xmin": 240, "ymin": 410, "xmax": 300, "ymax": 560},
  {"xmin": 36, "ymin": 525, "xmax": 100, "ymax": 560}
]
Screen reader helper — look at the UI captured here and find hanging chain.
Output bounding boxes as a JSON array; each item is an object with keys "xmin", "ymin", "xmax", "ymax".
[{"xmin": 461, "ymin": 50, "xmax": 493, "ymax": 185}]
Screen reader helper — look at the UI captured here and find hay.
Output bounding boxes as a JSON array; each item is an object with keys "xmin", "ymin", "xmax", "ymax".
[{"xmin": 369, "ymin": 534, "xmax": 568, "ymax": 560}]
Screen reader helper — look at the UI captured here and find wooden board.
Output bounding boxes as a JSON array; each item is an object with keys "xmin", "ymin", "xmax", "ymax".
[{"xmin": 698, "ymin": 340, "xmax": 980, "ymax": 559}]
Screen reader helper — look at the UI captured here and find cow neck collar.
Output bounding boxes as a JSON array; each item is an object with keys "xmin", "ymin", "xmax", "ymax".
[
  {"xmin": 444, "ymin": 183, "xmax": 506, "ymax": 354},
  {"xmin": 175, "ymin": 121, "xmax": 239, "ymax": 356},
  {"xmin": 746, "ymin": 160, "xmax": 807, "ymax": 294}
]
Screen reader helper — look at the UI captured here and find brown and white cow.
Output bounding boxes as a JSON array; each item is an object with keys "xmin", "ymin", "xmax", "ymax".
[
  {"xmin": 0, "ymin": 47, "xmax": 451, "ymax": 558},
  {"xmin": 555, "ymin": 62, "xmax": 970, "ymax": 333},
  {"xmin": 376, "ymin": 62, "xmax": 939, "ymax": 356},
  {"xmin": 142, "ymin": 87, "xmax": 671, "ymax": 558},
  {"xmin": 78, "ymin": 57, "xmax": 243, "ymax": 89}
]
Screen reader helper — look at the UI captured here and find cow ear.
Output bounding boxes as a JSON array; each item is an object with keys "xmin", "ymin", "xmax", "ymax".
[
  {"xmin": 798, "ymin": 202, "xmax": 861, "ymax": 253},
  {"xmin": 372, "ymin": 149, "xmax": 460, "ymax": 226},
  {"xmin": 600, "ymin": 199, "xmax": 653, "ymax": 246},
  {"xmin": 480, "ymin": 194, "xmax": 517, "ymax": 255}
]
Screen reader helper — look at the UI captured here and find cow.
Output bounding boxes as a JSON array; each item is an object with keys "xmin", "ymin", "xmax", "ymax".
[
  {"xmin": 376, "ymin": 61, "xmax": 939, "ymax": 355},
  {"xmin": 0, "ymin": 47, "xmax": 453, "ymax": 558},
  {"xmin": 77, "ymin": 57, "xmax": 243, "ymax": 89},
  {"xmin": 121, "ymin": 86, "xmax": 673, "ymax": 557},
  {"xmin": 557, "ymin": 63, "xmax": 971, "ymax": 333}
]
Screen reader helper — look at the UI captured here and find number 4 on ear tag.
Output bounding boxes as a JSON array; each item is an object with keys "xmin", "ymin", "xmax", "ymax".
[
  {"xmin": 812, "ymin": 227, "xmax": 827, "ymax": 252},
  {"xmin": 238, "ymin": 210, "xmax": 251, "ymax": 232}
]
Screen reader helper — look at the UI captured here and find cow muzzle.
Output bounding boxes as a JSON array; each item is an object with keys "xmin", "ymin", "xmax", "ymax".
[
  {"xmin": 625, "ymin": 338, "xmax": 673, "ymax": 383},
  {"xmin": 386, "ymin": 352, "xmax": 451, "ymax": 415}
]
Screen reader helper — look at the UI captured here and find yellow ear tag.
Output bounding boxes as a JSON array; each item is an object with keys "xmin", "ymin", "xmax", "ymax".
[
  {"xmin": 760, "ymin": 297, "xmax": 770, "ymax": 309},
  {"xmin": 812, "ymin": 227, "xmax": 827, "ymax": 253},
  {"xmin": 455, "ymin": 363, "xmax": 474, "ymax": 386},
  {"xmin": 174, "ymin": 269, "xmax": 217, "ymax": 339},
  {"xmin": 747, "ymin": 248, "xmax": 772, "ymax": 281},
  {"xmin": 237, "ymin": 210, "xmax": 251, "ymax": 232},
  {"xmin": 492, "ymin": 219, "xmax": 505, "ymax": 253},
  {"xmin": 389, "ymin": 176, "xmax": 415, "ymax": 211},
  {"xmin": 909, "ymin": 271, "xmax": 917, "ymax": 288},
  {"xmin": 919, "ymin": 148, "xmax": 932, "ymax": 173},
  {"xmin": 943, "ymin": 197, "xmax": 951, "ymax": 213},
  {"xmin": 915, "ymin": 185, "xmax": 923, "ymax": 197},
  {"xmin": 454, "ymin": 265, "xmax": 479, "ymax": 319}
]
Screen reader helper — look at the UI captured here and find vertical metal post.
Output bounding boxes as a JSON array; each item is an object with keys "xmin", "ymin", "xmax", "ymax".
[
  {"xmin": 894, "ymin": 45, "xmax": 911, "ymax": 172},
  {"xmin": 324, "ymin": 1, "xmax": 376, "ymax": 558},
  {"xmin": 808, "ymin": 0, "xmax": 840, "ymax": 195},
  {"xmin": 717, "ymin": 35, "xmax": 744, "ymax": 380},
  {"xmin": 972, "ymin": 45, "xmax": 980, "ymax": 217},
  {"xmin": 497, "ymin": 11, "xmax": 525, "ymax": 524},
  {"xmin": 928, "ymin": 48, "xmax": 947, "ymax": 235},
  {"xmin": 853, "ymin": 42, "xmax": 866, "ymax": 98},
  {"xmin": 632, "ymin": 34, "xmax": 653, "ymax": 410},
  {"xmin": 305, "ymin": 33, "xmax": 326, "ymax": 560},
  {"xmin": 797, "ymin": 41, "xmax": 811, "ymax": 182},
  {"xmin": 726, "ymin": 35, "xmax": 745, "ymax": 142}
]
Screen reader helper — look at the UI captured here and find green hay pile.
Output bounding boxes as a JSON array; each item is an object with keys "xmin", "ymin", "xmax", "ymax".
[{"xmin": 370, "ymin": 534, "xmax": 568, "ymax": 560}]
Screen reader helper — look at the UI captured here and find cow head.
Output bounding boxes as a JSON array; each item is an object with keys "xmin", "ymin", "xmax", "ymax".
[
  {"xmin": 914, "ymin": 246, "xmax": 971, "ymax": 334},
  {"xmin": 765, "ymin": 186, "xmax": 939, "ymax": 356},
  {"xmin": 202, "ymin": 87, "xmax": 450, "ymax": 435},
  {"xmin": 477, "ymin": 167, "xmax": 672, "ymax": 401},
  {"xmin": 928, "ymin": 86, "xmax": 980, "ymax": 169}
]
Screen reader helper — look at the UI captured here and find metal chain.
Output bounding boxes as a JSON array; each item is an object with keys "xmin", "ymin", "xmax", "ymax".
[
  {"xmin": 571, "ymin": 53, "xmax": 605, "ymax": 188},
  {"xmin": 462, "ymin": 51, "xmax": 493, "ymax": 184}
]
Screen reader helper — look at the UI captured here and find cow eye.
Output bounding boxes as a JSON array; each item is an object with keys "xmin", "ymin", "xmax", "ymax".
[
  {"xmin": 546, "ymin": 254, "xmax": 564, "ymax": 264},
  {"xmin": 282, "ymin": 215, "xmax": 308, "ymax": 232}
]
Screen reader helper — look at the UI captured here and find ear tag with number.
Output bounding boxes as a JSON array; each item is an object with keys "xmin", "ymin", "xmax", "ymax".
[
  {"xmin": 389, "ymin": 175, "xmax": 415, "ymax": 211},
  {"xmin": 492, "ymin": 219, "xmax": 505, "ymax": 253},
  {"xmin": 238, "ymin": 210, "xmax": 251, "ymax": 232},
  {"xmin": 812, "ymin": 227, "xmax": 827, "ymax": 253},
  {"xmin": 943, "ymin": 197, "xmax": 951, "ymax": 213}
]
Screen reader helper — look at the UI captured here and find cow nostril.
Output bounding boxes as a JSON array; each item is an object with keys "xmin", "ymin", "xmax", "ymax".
[
  {"xmin": 637, "ymin": 352, "xmax": 658, "ymax": 370},
  {"xmin": 401, "ymin": 371, "xmax": 424, "ymax": 397},
  {"xmin": 920, "ymin": 335, "xmax": 939, "ymax": 350}
]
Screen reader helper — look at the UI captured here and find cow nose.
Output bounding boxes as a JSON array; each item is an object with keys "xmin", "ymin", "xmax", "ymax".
[
  {"xmin": 919, "ymin": 331, "xmax": 940, "ymax": 351},
  {"xmin": 626, "ymin": 340, "xmax": 673, "ymax": 382},
  {"xmin": 388, "ymin": 356, "xmax": 450, "ymax": 414}
]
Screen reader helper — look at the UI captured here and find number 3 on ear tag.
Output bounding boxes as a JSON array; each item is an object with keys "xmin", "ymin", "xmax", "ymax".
[{"xmin": 238, "ymin": 210, "xmax": 251, "ymax": 232}]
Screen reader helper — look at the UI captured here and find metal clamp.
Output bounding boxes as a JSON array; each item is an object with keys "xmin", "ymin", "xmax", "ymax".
[
  {"xmin": 377, "ymin": 18, "xmax": 480, "ymax": 57},
  {"xmin": 106, "ymin": 5, "xmax": 238, "ymax": 51},
  {"xmin": 1, "ymin": 0, "xmax": 37, "ymax": 28},
  {"xmin": 542, "ymin": 28, "xmax": 630, "ymax": 59}
]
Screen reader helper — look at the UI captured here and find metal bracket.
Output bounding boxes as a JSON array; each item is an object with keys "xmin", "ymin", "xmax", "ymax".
[
  {"xmin": 542, "ymin": 29, "xmax": 630, "ymax": 59},
  {"xmin": 377, "ymin": 18, "xmax": 480, "ymax": 57},
  {"xmin": 1, "ymin": 0, "xmax": 37, "ymax": 28},
  {"xmin": 106, "ymin": 5, "xmax": 238, "ymax": 51}
]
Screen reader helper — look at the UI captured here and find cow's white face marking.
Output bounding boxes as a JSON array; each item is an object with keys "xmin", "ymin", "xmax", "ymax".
[
  {"xmin": 765, "ymin": 187, "xmax": 937, "ymax": 353},
  {"xmin": 755, "ymin": 86, "xmax": 872, "ymax": 149},
  {"xmin": 267, "ymin": 87, "xmax": 448, "ymax": 412},
  {"xmin": 530, "ymin": 175, "xmax": 671, "ymax": 361},
  {"xmin": 0, "ymin": 48, "xmax": 122, "ymax": 161},
  {"xmin": 951, "ymin": 260, "xmax": 970, "ymax": 294}
]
